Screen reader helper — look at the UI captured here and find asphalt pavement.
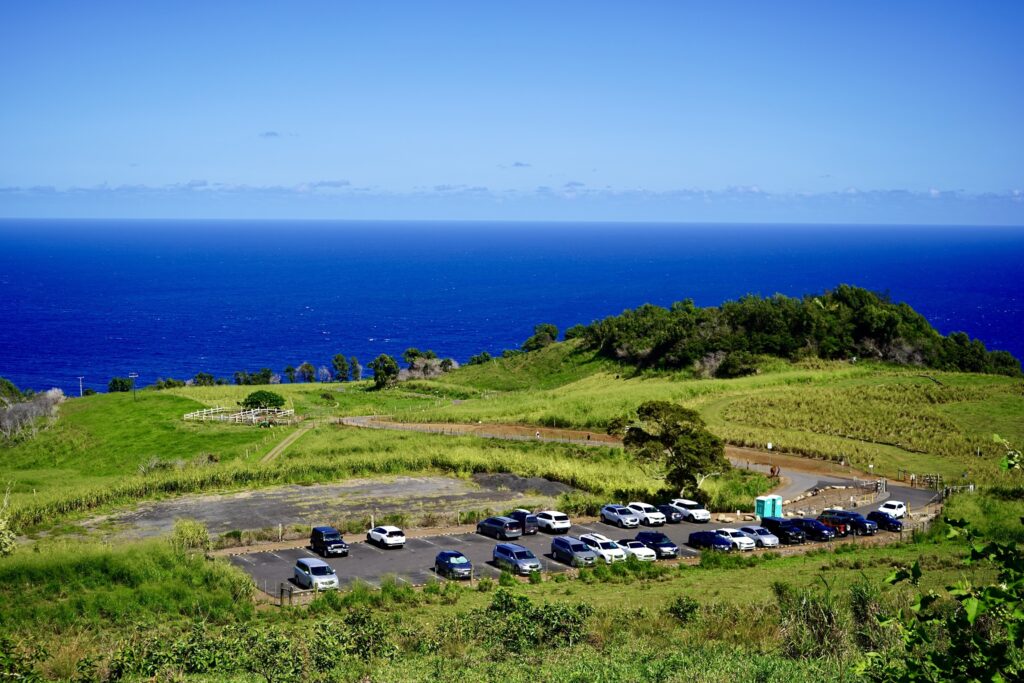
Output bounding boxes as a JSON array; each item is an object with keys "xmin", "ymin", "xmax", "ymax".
[{"xmin": 230, "ymin": 482, "xmax": 938, "ymax": 596}]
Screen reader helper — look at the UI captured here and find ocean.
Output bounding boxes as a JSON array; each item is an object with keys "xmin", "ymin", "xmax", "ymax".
[{"xmin": 1, "ymin": 220, "xmax": 1022, "ymax": 394}]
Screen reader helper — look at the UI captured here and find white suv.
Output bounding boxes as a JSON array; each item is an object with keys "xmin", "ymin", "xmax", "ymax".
[
  {"xmin": 670, "ymin": 498, "xmax": 711, "ymax": 523},
  {"xmin": 600, "ymin": 504, "xmax": 640, "ymax": 528},
  {"xmin": 579, "ymin": 533, "xmax": 627, "ymax": 563},
  {"xmin": 627, "ymin": 502, "xmax": 666, "ymax": 526},
  {"xmin": 293, "ymin": 558, "xmax": 339, "ymax": 590},
  {"xmin": 536, "ymin": 510, "xmax": 572, "ymax": 533},
  {"xmin": 877, "ymin": 500, "xmax": 907, "ymax": 519},
  {"xmin": 715, "ymin": 528, "xmax": 756, "ymax": 551},
  {"xmin": 366, "ymin": 525, "xmax": 406, "ymax": 548}
]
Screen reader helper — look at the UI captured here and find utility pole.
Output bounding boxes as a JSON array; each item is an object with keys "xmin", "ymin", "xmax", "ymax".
[
  {"xmin": 128, "ymin": 372, "xmax": 139, "ymax": 401},
  {"xmin": 77, "ymin": 376, "xmax": 84, "ymax": 397}
]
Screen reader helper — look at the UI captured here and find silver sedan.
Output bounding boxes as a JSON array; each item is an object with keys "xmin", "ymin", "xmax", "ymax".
[{"xmin": 739, "ymin": 525, "xmax": 780, "ymax": 548}]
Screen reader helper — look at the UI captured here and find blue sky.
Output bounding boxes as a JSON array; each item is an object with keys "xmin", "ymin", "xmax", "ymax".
[{"xmin": 2, "ymin": 2, "xmax": 1022, "ymax": 223}]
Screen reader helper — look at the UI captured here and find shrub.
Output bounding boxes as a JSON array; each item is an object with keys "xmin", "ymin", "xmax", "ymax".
[
  {"xmin": 171, "ymin": 519, "xmax": 211, "ymax": 554},
  {"xmin": 772, "ymin": 579, "xmax": 851, "ymax": 660},
  {"xmin": 666, "ymin": 595, "xmax": 700, "ymax": 625}
]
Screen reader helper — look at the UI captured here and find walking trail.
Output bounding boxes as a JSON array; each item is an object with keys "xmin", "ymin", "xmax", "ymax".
[
  {"xmin": 337, "ymin": 415, "xmax": 870, "ymax": 496},
  {"xmin": 260, "ymin": 422, "xmax": 314, "ymax": 464}
]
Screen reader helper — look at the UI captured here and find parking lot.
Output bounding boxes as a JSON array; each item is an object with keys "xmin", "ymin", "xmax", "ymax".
[{"xmin": 230, "ymin": 481, "xmax": 937, "ymax": 596}]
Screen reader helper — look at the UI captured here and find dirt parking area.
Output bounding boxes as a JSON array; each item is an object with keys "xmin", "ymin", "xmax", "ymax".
[{"xmin": 82, "ymin": 473, "xmax": 576, "ymax": 541}]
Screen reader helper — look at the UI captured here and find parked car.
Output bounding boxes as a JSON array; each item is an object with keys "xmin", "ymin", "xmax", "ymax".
[
  {"xmin": 579, "ymin": 533, "xmax": 627, "ymax": 563},
  {"xmin": 293, "ymin": 558, "xmax": 339, "ymax": 590},
  {"xmin": 434, "ymin": 550, "xmax": 473, "ymax": 579},
  {"xmin": 476, "ymin": 516, "xmax": 523, "ymax": 540},
  {"xmin": 760, "ymin": 517, "xmax": 807, "ymax": 545},
  {"xmin": 551, "ymin": 535, "xmax": 599, "ymax": 567},
  {"xmin": 715, "ymin": 527, "xmax": 756, "ymax": 551},
  {"xmin": 815, "ymin": 511, "xmax": 851, "ymax": 537},
  {"xmin": 821, "ymin": 509, "xmax": 877, "ymax": 536},
  {"xmin": 867, "ymin": 510, "xmax": 904, "ymax": 532},
  {"xmin": 366, "ymin": 525, "xmax": 406, "ymax": 548},
  {"xmin": 634, "ymin": 531, "xmax": 680, "ymax": 559},
  {"xmin": 536, "ymin": 510, "xmax": 572, "ymax": 533},
  {"xmin": 618, "ymin": 538, "xmax": 658, "ymax": 562},
  {"xmin": 493, "ymin": 543, "xmax": 542, "ymax": 575},
  {"xmin": 656, "ymin": 504, "xmax": 684, "ymax": 523},
  {"xmin": 739, "ymin": 525, "xmax": 780, "ymax": 548},
  {"xmin": 669, "ymin": 498, "xmax": 711, "ymax": 523},
  {"xmin": 877, "ymin": 500, "xmax": 907, "ymax": 519},
  {"xmin": 310, "ymin": 526, "xmax": 349, "ymax": 557},
  {"xmin": 507, "ymin": 509, "xmax": 539, "ymax": 535},
  {"xmin": 600, "ymin": 504, "xmax": 640, "ymax": 528},
  {"xmin": 789, "ymin": 518, "xmax": 836, "ymax": 542},
  {"xmin": 627, "ymin": 502, "xmax": 667, "ymax": 526},
  {"xmin": 688, "ymin": 530, "xmax": 732, "ymax": 551}
]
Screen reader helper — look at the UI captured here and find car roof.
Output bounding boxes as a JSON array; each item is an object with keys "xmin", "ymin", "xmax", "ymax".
[
  {"xmin": 628, "ymin": 501, "xmax": 653, "ymax": 506},
  {"xmin": 487, "ymin": 516, "xmax": 516, "ymax": 522},
  {"xmin": 312, "ymin": 525, "xmax": 340, "ymax": 533},
  {"xmin": 673, "ymin": 498, "xmax": 699, "ymax": 505},
  {"xmin": 437, "ymin": 550, "xmax": 466, "ymax": 559},
  {"xmin": 537, "ymin": 510, "xmax": 564, "ymax": 515},
  {"xmin": 496, "ymin": 542, "xmax": 529, "ymax": 552},
  {"xmin": 741, "ymin": 525, "xmax": 764, "ymax": 531},
  {"xmin": 580, "ymin": 533, "xmax": 613, "ymax": 542},
  {"xmin": 378, "ymin": 525, "xmax": 403, "ymax": 532},
  {"xmin": 717, "ymin": 527, "xmax": 740, "ymax": 533},
  {"xmin": 297, "ymin": 557, "xmax": 330, "ymax": 568}
]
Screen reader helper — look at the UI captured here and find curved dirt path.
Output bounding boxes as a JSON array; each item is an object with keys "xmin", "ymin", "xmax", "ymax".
[
  {"xmin": 260, "ymin": 422, "xmax": 314, "ymax": 464},
  {"xmin": 338, "ymin": 416, "xmax": 869, "ymax": 482}
]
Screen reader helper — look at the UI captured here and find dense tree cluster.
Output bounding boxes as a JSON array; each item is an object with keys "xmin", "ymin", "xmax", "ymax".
[
  {"xmin": 581, "ymin": 285, "xmax": 1021, "ymax": 377},
  {"xmin": 522, "ymin": 323, "xmax": 559, "ymax": 352},
  {"xmin": 240, "ymin": 390, "xmax": 286, "ymax": 410},
  {"xmin": 368, "ymin": 354, "xmax": 400, "ymax": 389}
]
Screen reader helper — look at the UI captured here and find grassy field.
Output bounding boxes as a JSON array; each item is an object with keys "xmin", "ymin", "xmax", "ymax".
[{"xmin": 390, "ymin": 347, "xmax": 1024, "ymax": 480}]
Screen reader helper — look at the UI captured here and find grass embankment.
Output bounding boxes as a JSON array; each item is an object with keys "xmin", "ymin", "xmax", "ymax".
[
  {"xmin": 394, "ymin": 346, "xmax": 1024, "ymax": 480},
  {"xmin": 0, "ymin": 515, "xmax": 996, "ymax": 681}
]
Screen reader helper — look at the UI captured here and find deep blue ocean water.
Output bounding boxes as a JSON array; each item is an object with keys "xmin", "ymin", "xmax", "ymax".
[{"xmin": 1, "ymin": 220, "xmax": 1022, "ymax": 394}]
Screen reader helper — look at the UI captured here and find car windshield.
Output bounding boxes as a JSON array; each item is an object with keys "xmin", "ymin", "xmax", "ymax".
[
  {"xmin": 599, "ymin": 542, "xmax": 617, "ymax": 549},
  {"xmin": 611, "ymin": 507, "xmax": 627, "ymax": 513},
  {"xmin": 624, "ymin": 541, "xmax": 641, "ymax": 548},
  {"xmin": 756, "ymin": 529, "xmax": 771, "ymax": 535},
  {"xmin": 728, "ymin": 531, "xmax": 743, "ymax": 538},
  {"xmin": 554, "ymin": 515, "xmax": 569, "ymax": 522},
  {"xmin": 448, "ymin": 556, "xmax": 469, "ymax": 565},
  {"xmin": 387, "ymin": 530, "xmax": 404, "ymax": 537},
  {"xmin": 570, "ymin": 544, "xmax": 588, "ymax": 552},
  {"xmin": 526, "ymin": 516, "xmax": 537, "ymax": 523},
  {"xmin": 322, "ymin": 533, "xmax": 342, "ymax": 542},
  {"xmin": 310, "ymin": 566, "xmax": 334, "ymax": 576},
  {"xmin": 513, "ymin": 551, "xmax": 535, "ymax": 560}
]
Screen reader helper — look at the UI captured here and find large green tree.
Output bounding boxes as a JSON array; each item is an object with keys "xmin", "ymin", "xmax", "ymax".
[
  {"xmin": 331, "ymin": 354, "xmax": 349, "ymax": 382},
  {"xmin": 522, "ymin": 323, "xmax": 559, "ymax": 352},
  {"xmin": 368, "ymin": 354, "xmax": 399, "ymax": 389},
  {"xmin": 610, "ymin": 400, "xmax": 727, "ymax": 494},
  {"xmin": 241, "ymin": 390, "xmax": 286, "ymax": 410},
  {"xmin": 297, "ymin": 362, "xmax": 315, "ymax": 383}
]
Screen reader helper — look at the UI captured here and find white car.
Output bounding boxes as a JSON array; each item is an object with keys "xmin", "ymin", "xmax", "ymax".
[
  {"xmin": 579, "ymin": 533, "xmax": 627, "ymax": 563},
  {"xmin": 877, "ymin": 500, "xmax": 907, "ymax": 519},
  {"xmin": 536, "ymin": 510, "xmax": 572, "ymax": 533},
  {"xmin": 600, "ymin": 504, "xmax": 640, "ymax": 528},
  {"xmin": 670, "ymin": 498, "xmax": 711, "ymax": 523},
  {"xmin": 366, "ymin": 525, "xmax": 406, "ymax": 548},
  {"xmin": 618, "ymin": 538, "xmax": 657, "ymax": 562},
  {"xmin": 739, "ymin": 525, "xmax": 780, "ymax": 548},
  {"xmin": 627, "ymin": 502, "xmax": 666, "ymax": 526},
  {"xmin": 715, "ymin": 528, "xmax": 756, "ymax": 551},
  {"xmin": 293, "ymin": 558, "xmax": 339, "ymax": 590}
]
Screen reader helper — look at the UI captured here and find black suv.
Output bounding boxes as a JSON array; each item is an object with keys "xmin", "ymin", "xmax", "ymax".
[
  {"xmin": 310, "ymin": 526, "xmax": 349, "ymax": 557},
  {"xmin": 507, "ymin": 509, "xmax": 539, "ymax": 535},
  {"xmin": 789, "ymin": 518, "xmax": 836, "ymax": 542},
  {"xmin": 476, "ymin": 516, "xmax": 523, "ymax": 540},
  {"xmin": 760, "ymin": 516, "xmax": 807, "ymax": 545},
  {"xmin": 634, "ymin": 531, "xmax": 680, "ymax": 558},
  {"xmin": 821, "ymin": 509, "xmax": 877, "ymax": 536}
]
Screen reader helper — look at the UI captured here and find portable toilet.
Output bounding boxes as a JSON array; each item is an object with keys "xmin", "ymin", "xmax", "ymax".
[
  {"xmin": 755, "ymin": 496, "xmax": 772, "ymax": 518},
  {"xmin": 768, "ymin": 494, "xmax": 783, "ymax": 517}
]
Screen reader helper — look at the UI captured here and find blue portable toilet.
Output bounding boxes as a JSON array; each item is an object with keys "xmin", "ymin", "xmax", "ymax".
[
  {"xmin": 755, "ymin": 496, "xmax": 772, "ymax": 518},
  {"xmin": 768, "ymin": 494, "xmax": 783, "ymax": 517}
]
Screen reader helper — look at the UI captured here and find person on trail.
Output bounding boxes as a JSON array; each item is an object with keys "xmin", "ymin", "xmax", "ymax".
[{"xmin": 535, "ymin": 430, "xmax": 541, "ymax": 440}]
